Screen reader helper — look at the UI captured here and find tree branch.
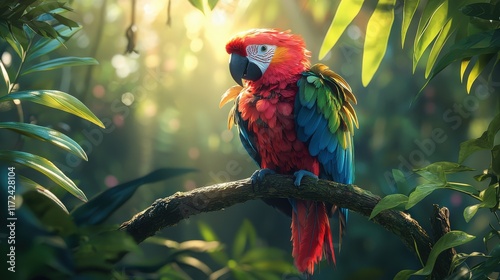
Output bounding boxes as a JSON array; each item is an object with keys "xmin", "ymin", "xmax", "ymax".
[
  {"xmin": 119, "ymin": 174, "xmax": 445, "ymax": 277},
  {"xmin": 431, "ymin": 205, "xmax": 456, "ymax": 279}
]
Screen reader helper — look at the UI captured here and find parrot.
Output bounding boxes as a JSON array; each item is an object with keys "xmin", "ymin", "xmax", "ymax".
[{"xmin": 219, "ymin": 29, "xmax": 358, "ymax": 275}]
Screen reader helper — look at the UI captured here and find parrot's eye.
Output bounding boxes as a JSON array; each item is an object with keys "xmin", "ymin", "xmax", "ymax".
[{"xmin": 260, "ymin": 45, "xmax": 268, "ymax": 52}]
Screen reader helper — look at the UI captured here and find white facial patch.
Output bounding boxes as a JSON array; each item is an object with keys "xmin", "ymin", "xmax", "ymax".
[{"xmin": 246, "ymin": 44, "xmax": 277, "ymax": 75}]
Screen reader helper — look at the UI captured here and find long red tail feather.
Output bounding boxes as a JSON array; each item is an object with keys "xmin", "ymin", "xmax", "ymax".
[{"xmin": 291, "ymin": 200, "xmax": 335, "ymax": 274}]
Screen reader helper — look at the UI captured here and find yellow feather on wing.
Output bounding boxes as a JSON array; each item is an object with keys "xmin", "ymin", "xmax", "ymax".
[
  {"xmin": 219, "ymin": 85, "xmax": 243, "ymax": 108},
  {"xmin": 220, "ymin": 85, "xmax": 243, "ymax": 129}
]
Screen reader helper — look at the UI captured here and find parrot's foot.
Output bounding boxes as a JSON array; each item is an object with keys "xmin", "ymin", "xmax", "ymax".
[
  {"xmin": 251, "ymin": 168, "xmax": 276, "ymax": 184},
  {"xmin": 293, "ymin": 170, "xmax": 318, "ymax": 187}
]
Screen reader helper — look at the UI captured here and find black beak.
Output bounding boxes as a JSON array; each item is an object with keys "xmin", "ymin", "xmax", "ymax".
[{"xmin": 229, "ymin": 53, "xmax": 262, "ymax": 86}]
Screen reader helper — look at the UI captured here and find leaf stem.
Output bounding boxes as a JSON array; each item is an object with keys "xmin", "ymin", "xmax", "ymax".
[{"xmin": 447, "ymin": 182, "xmax": 482, "ymax": 200}]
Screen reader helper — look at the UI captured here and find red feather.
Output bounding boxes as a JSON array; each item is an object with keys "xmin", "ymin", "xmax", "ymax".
[{"xmin": 291, "ymin": 200, "xmax": 335, "ymax": 274}]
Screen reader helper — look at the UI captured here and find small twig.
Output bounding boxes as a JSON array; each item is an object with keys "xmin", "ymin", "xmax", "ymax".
[
  {"xmin": 124, "ymin": 0, "xmax": 138, "ymax": 54},
  {"xmin": 81, "ymin": 0, "xmax": 107, "ymax": 101}
]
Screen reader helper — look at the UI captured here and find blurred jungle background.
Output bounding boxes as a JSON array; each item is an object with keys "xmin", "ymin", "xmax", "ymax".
[{"xmin": 1, "ymin": 0, "xmax": 499, "ymax": 279}]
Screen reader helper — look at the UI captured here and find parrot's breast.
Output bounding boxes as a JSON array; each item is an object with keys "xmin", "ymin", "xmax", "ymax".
[{"xmin": 238, "ymin": 87, "xmax": 319, "ymax": 175}]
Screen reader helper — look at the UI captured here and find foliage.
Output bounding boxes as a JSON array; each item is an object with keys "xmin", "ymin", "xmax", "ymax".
[
  {"xmin": 0, "ymin": 0, "xmax": 101, "ymax": 205},
  {"xmin": 370, "ymin": 119, "xmax": 500, "ymax": 278},
  {"xmin": 322, "ymin": 1, "xmax": 499, "ymax": 277},
  {"xmin": 187, "ymin": 0, "xmax": 219, "ymax": 13},
  {"xmin": 71, "ymin": 167, "xmax": 196, "ymax": 226},
  {"xmin": 321, "ymin": 0, "xmax": 500, "ymax": 91},
  {"xmin": 198, "ymin": 219, "xmax": 299, "ymax": 280},
  {"xmin": 6, "ymin": 168, "xmax": 195, "ymax": 279}
]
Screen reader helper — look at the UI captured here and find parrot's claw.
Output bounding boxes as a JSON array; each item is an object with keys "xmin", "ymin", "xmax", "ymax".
[
  {"xmin": 251, "ymin": 168, "xmax": 276, "ymax": 184},
  {"xmin": 293, "ymin": 170, "xmax": 318, "ymax": 187}
]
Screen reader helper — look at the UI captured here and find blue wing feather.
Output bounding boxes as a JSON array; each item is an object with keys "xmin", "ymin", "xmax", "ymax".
[
  {"xmin": 295, "ymin": 69, "xmax": 355, "ymax": 185},
  {"xmin": 296, "ymin": 106, "xmax": 315, "ymax": 127},
  {"xmin": 234, "ymin": 97, "xmax": 261, "ymax": 165},
  {"xmin": 295, "ymin": 64, "xmax": 357, "ymax": 229}
]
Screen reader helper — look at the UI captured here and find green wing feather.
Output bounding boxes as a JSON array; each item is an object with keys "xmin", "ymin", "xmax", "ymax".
[{"xmin": 300, "ymin": 64, "xmax": 358, "ymax": 150}]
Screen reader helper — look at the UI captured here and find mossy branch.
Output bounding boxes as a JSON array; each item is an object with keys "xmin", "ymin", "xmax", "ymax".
[{"xmin": 119, "ymin": 174, "xmax": 449, "ymax": 279}]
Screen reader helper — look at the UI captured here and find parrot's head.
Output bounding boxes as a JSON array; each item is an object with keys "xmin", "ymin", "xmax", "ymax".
[{"xmin": 225, "ymin": 29, "xmax": 310, "ymax": 87}]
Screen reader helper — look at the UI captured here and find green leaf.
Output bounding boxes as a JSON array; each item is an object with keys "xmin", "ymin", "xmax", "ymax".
[
  {"xmin": 425, "ymin": 19, "xmax": 455, "ymax": 78},
  {"xmin": 250, "ymin": 270, "xmax": 290, "ymax": 280},
  {"xmin": 459, "ymin": 113, "xmax": 500, "ymax": 163},
  {"xmin": 0, "ymin": 150, "xmax": 87, "ymax": 201},
  {"xmin": 188, "ymin": 0, "xmax": 205, "ymax": 13},
  {"xmin": 474, "ymin": 170, "xmax": 495, "ymax": 182},
  {"xmin": 446, "ymin": 182, "xmax": 479, "ymax": 197},
  {"xmin": 75, "ymin": 228, "xmax": 139, "ymax": 267},
  {"xmin": 22, "ymin": 189, "xmax": 76, "ymax": 236},
  {"xmin": 250, "ymin": 260, "xmax": 296, "ymax": 273},
  {"xmin": 370, "ymin": 194, "xmax": 408, "ymax": 219},
  {"xmin": 479, "ymin": 183, "xmax": 499, "ymax": 209},
  {"xmin": 460, "ymin": 3, "xmax": 500, "ymax": 21},
  {"xmin": 18, "ymin": 176, "xmax": 69, "ymax": 214},
  {"xmin": 0, "ymin": 90, "xmax": 105, "ymax": 128},
  {"xmin": 418, "ymin": 231, "xmax": 475, "ymax": 274},
  {"xmin": 413, "ymin": 0, "xmax": 449, "ymax": 71},
  {"xmin": 232, "ymin": 219, "xmax": 257, "ymax": 260},
  {"xmin": 460, "ymin": 58, "xmax": 471, "ymax": 83},
  {"xmin": 392, "ymin": 169, "xmax": 410, "ymax": 195},
  {"xmin": 406, "ymin": 182, "xmax": 445, "ymax": 209},
  {"xmin": 51, "ymin": 13, "xmax": 79, "ymax": 28},
  {"xmin": 207, "ymin": 0, "xmax": 218, "ymax": 10},
  {"xmin": 0, "ymin": 22, "xmax": 24, "ymax": 58},
  {"xmin": 177, "ymin": 255, "xmax": 213, "ymax": 275},
  {"xmin": 397, "ymin": 231, "xmax": 475, "ymax": 280},
  {"xmin": 466, "ymin": 53, "xmax": 494, "ymax": 93},
  {"xmin": 362, "ymin": 0, "xmax": 396, "ymax": 86},
  {"xmin": 0, "ymin": 122, "xmax": 87, "ymax": 160},
  {"xmin": 463, "ymin": 204, "xmax": 480, "ymax": 222},
  {"xmin": 427, "ymin": 29, "xmax": 500, "ymax": 83},
  {"xmin": 22, "ymin": 56, "xmax": 98, "ymax": 75},
  {"xmin": 174, "ymin": 239, "xmax": 221, "ymax": 253},
  {"xmin": 491, "ymin": 145, "xmax": 500, "ymax": 175},
  {"xmin": 450, "ymin": 252, "xmax": 488, "ymax": 272},
  {"xmin": 240, "ymin": 248, "xmax": 289, "ymax": 264},
  {"xmin": 393, "ymin": 269, "xmax": 417, "ymax": 280},
  {"xmin": 71, "ymin": 168, "xmax": 195, "ymax": 225},
  {"xmin": 318, "ymin": 0, "xmax": 364, "ymax": 59},
  {"xmin": 22, "ymin": 1, "xmax": 71, "ymax": 20},
  {"xmin": 415, "ymin": 165, "xmax": 446, "ymax": 183},
  {"xmin": 414, "ymin": 0, "xmax": 445, "ymax": 40},
  {"xmin": 471, "ymin": 244, "xmax": 500, "ymax": 278},
  {"xmin": 483, "ymin": 229, "xmax": 500, "ymax": 250},
  {"xmin": 401, "ymin": 0, "xmax": 420, "ymax": 48},
  {"xmin": 27, "ymin": 20, "xmax": 59, "ymax": 39},
  {"xmin": 9, "ymin": 23, "xmax": 30, "ymax": 50},
  {"xmin": 157, "ymin": 265, "xmax": 193, "ymax": 280},
  {"xmin": 198, "ymin": 221, "xmax": 230, "ymax": 265},
  {"xmin": 464, "ymin": 183, "xmax": 499, "ymax": 222},
  {"xmin": 29, "ymin": 25, "xmax": 82, "ymax": 60},
  {"xmin": 417, "ymin": 161, "xmax": 474, "ymax": 175}
]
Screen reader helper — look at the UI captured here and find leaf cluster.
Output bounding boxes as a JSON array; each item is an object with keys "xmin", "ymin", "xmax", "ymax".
[
  {"xmin": 371, "ymin": 114, "xmax": 500, "ymax": 279},
  {"xmin": 321, "ymin": 0, "xmax": 500, "ymax": 93},
  {"xmin": 0, "ymin": 3, "xmax": 100, "ymax": 206},
  {"xmin": 198, "ymin": 219, "xmax": 298, "ymax": 280},
  {"xmin": 10, "ymin": 167, "xmax": 198, "ymax": 279}
]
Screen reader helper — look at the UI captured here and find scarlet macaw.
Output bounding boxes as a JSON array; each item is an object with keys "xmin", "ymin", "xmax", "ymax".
[{"xmin": 219, "ymin": 29, "xmax": 358, "ymax": 275}]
